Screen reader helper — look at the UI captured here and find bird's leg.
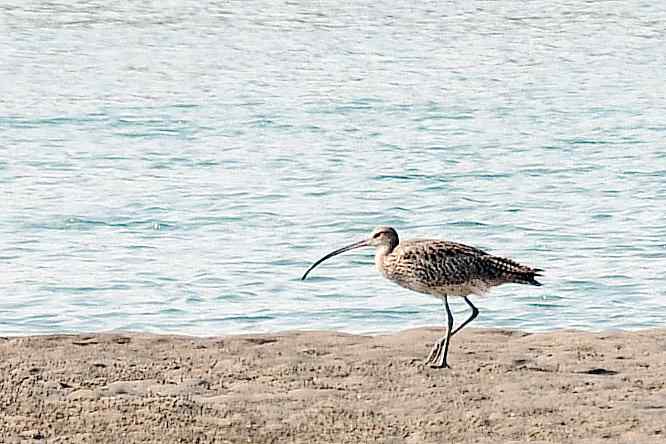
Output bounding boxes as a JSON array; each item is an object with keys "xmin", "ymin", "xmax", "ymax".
[
  {"xmin": 430, "ymin": 295, "xmax": 454, "ymax": 369},
  {"xmin": 449, "ymin": 296, "xmax": 479, "ymax": 337}
]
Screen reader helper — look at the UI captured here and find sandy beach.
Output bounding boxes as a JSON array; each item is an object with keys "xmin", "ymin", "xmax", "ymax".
[{"xmin": 1, "ymin": 328, "xmax": 664, "ymax": 443}]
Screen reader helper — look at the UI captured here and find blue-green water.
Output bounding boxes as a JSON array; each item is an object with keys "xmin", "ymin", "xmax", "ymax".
[{"xmin": 2, "ymin": 1, "xmax": 665, "ymax": 335}]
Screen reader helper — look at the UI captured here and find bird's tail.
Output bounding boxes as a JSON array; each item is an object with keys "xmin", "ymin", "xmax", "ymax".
[{"xmin": 512, "ymin": 268, "xmax": 543, "ymax": 286}]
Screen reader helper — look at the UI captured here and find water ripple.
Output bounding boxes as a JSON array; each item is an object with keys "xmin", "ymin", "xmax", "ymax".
[{"xmin": 2, "ymin": 0, "xmax": 666, "ymax": 335}]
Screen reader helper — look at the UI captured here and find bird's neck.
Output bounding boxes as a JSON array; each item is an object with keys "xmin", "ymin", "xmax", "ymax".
[{"xmin": 374, "ymin": 244, "xmax": 394, "ymax": 274}]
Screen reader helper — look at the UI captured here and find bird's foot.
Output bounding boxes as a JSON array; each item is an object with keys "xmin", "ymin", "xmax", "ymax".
[
  {"xmin": 424, "ymin": 352, "xmax": 451, "ymax": 369},
  {"xmin": 425, "ymin": 345, "xmax": 451, "ymax": 369},
  {"xmin": 425, "ymin": 343, "xmax": 441, "ymax": 366},
  {"xmin": 429, "ymin": 361, "xmax": 451, "ymax": 369}
]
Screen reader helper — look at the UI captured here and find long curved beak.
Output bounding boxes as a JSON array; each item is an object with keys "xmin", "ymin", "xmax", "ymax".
[{"xmin": 301, "ymin": 239, "xmax": 369, "ymax": 280}]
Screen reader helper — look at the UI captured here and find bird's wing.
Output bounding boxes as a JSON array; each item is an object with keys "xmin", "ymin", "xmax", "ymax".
[{"xmin": 386, "ymin": 240, "xmax": 540, "ymax": 288}]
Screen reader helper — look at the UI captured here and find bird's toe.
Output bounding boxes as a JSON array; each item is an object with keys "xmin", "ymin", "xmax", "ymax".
[{"xmin": 429, "ymin": 362, "xmax": 451, "ymax": 369}]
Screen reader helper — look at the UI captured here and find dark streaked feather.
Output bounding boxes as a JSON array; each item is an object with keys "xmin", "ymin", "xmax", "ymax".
[{"xmin": 384, "ymin": 240, "xmax": 543, "ymax": 290}]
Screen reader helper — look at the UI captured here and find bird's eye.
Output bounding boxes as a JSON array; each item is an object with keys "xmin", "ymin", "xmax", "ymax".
[{"xmin": 373, "ymin": 232, "xmax": 382, "ymax": 238}]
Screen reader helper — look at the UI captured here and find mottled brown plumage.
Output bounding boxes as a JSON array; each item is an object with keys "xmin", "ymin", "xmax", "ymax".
[
  {"xmin": 302, "ymin": 226, "xmax": 543, "ymax": 368},
  {"xmin": 383, "ymin": 239, "xmax": 542, "ymax": 297}
]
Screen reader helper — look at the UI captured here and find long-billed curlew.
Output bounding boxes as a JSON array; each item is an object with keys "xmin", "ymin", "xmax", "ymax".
[{"xmin": 301, "ymin": 226, "xmax": 543, "ymax": 368}]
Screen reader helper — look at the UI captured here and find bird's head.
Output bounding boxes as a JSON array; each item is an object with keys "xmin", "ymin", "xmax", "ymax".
[
  {"xmin": 367, "ymin": 226, "xmax": 399, "ymax": 248},
  {"xmin": 301, "ymin": 226, "xmax": 399, "ymax": 280}
]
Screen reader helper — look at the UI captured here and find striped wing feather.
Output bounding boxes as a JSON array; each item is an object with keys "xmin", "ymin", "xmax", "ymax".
[{"xmin": 384, "ymin": 240, "xmax": 541, "ymax": 292}]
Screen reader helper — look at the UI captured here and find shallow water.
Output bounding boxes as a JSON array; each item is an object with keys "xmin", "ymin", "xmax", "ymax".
[{"xmin": 2, "ymin": 1, "xmax": 665, "ymax": 335}]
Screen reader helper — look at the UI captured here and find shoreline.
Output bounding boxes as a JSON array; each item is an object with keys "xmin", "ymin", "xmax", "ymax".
[{"xmin": 2, "ymin": 327, "xmax": 665, "ymax": 443}]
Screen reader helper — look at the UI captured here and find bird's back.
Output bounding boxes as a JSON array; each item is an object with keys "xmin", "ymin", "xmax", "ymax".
[{"xmin": 382, "ymin": 239, "xmax": 542, "ymax": 297}]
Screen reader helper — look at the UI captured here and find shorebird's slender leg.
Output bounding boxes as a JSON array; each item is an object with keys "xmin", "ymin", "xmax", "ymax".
[
  {"xmin": 429, "ymin": 295, "xmax": 454, "ymax": 369},
  {"xmin": 426, "ymin": 296, "xmax": 479, "ymax": 365},
  {"xmin": 450, "ymin": 296, "xmax": 479, "ymax": 337}
]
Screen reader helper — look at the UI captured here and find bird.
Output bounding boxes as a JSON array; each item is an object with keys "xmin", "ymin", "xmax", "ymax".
[{"xmin": 301, "ymin": 226, "xmax": 543, "ymax": 368}]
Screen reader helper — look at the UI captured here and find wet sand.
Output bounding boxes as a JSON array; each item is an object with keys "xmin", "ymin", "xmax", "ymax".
[{"xmin": 1, "ymin": 328, "xmax": 664, "ymax": 443}]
